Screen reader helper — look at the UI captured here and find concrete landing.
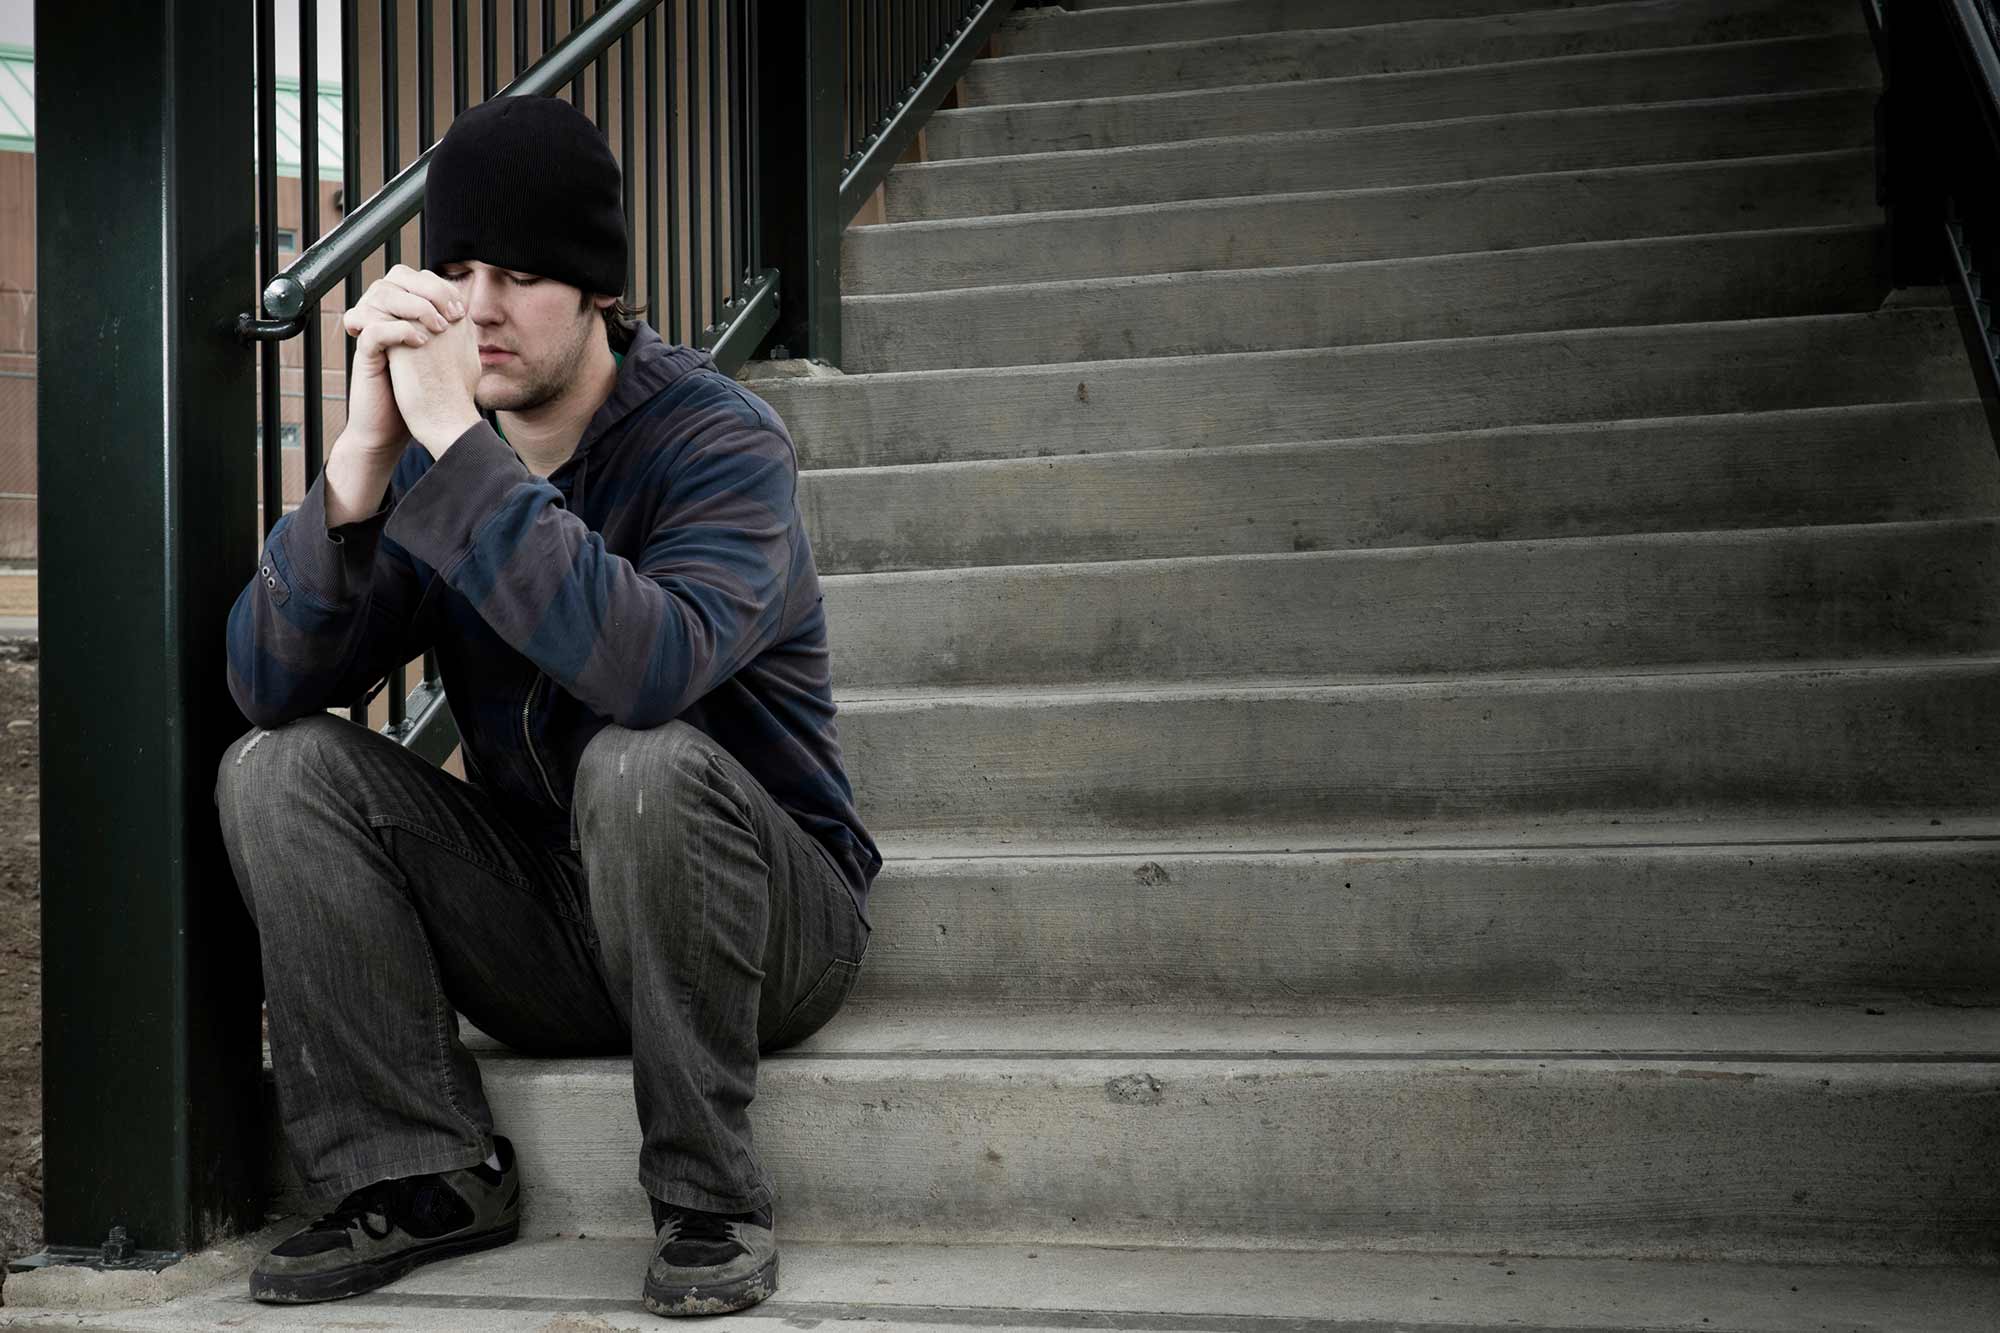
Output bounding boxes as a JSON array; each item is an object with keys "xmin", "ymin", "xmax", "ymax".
[{"xmin": 5, "ymin": 1236, "xmax": 1995, "ymax": 1331}]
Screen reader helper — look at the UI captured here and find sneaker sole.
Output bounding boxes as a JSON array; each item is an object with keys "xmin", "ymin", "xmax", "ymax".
[
  {"xmin": 643, "ymin": 1252, "xmax": 779, "ymax": 1316},
  {"xmin": 249, "ymin": 1219, "xmax": 520, "ymax": 1304}
]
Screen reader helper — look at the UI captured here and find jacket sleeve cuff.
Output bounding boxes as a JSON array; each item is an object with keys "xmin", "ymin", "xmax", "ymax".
[
  {"xmin": 382, "ymin": 420, "xmax": 536, "ymax": 576},
  {"xmin": 272, "ymin": 473, "xmax": 393, "ymax": 608}
]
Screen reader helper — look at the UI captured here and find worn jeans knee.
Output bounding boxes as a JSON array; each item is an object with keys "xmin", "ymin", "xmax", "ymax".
[
  {"xmin": 569, "ymin": 718, "xmax": 867, "ymax": 1211},
  {"xmin": 215, "ymin": 714, "xmax": 372, "ymax": 919}
]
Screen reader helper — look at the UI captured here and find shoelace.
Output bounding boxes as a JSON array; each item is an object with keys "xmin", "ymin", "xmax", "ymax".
[{"xmin": 660, "ymin": 1208, "xmax": 740, "ymax": 1245}]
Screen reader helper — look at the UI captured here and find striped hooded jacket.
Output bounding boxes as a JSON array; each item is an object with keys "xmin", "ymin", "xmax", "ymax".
[{"xmin": 224, "ymin": 322, "xmax": 882, "ymax": 925}]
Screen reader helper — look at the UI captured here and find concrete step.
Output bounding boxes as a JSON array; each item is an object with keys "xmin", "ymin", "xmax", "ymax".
[
  {"xmin": 747, "ymin": 306, "xmax": 1978, "ymax": 470},
  {"xmin": 833, "ymin": 659, "xmax": 2000, "ymax": 841},
  {"xmin": 997, "ymin": 0, "xmax": 1612, "ymax": 57},
  {"xmin": 841, "ymin": 224, "xmax": 1887, "ymax": 371},
  {"xmin": 852, "ymin": 822, "xmax": 2000, "ymax": 1010},
  {"xmin": 822, "ymin": 520, "xmax": 2000, "ymax": 689},
  {"xmin": 961, "ymin": 0, "xmax": 1861, "ymax": 105},
  {"xmin": 451, "ymin": 1010, "xmax": 2000, "ymax": 1262},
  {"xmin": 930, "ymin": 34, "xmax": 1877, "ymax": 158},
  {"xmin": 11, "ymin": 1235, "xmax": 1997, "ymax": 1330},
  {"xmin": 847, "ymin": 149, "xmax": 1876, "ymax": 294},
  {"xmin": 799, "ymin": 401, "xmax": 2000, "ymax": 573},
  {"xmin": 885, "ymin": 87, "xmax": 1873, "ymax": 220}
]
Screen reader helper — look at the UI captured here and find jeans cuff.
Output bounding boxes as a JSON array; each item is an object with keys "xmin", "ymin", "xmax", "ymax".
[
  {"xmin": 300, "ymin": 1139, "xmax": 496, "ymax": 1209},
  {"xmin": 639, "ymin": 1167, "xmax": 774, "ymax": 1216}
]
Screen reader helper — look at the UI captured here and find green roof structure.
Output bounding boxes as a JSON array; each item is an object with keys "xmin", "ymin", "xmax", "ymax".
[
  {"xmin": 0, "ymin": 45, "xmax": 341, "ymax": 179},
  {"xmin": 0, "ymin": 45, "xmax": 31, "ymax": 155}
]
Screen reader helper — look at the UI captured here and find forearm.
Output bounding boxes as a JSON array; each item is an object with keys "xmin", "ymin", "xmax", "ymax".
[
  {"xmin": 226, "ymin": 461, "xmax": 429, "ymax": 726},
  {"xmin": 386, "ymin": 423, "xmax": 793, "ymax": 726},
  {"xmin": 322, "ymin": 430, "xmax": 404, "ymax": 528}
]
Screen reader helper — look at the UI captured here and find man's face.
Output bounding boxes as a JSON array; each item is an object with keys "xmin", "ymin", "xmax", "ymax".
[{"xmin": 436, "ymin": 259, "xmax": 611, "ymax": 413}]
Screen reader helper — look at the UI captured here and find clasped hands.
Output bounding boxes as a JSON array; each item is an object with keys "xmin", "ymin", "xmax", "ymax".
[{"xmin": 338, "ymin": 264, "xmax": 484, "ymax": 460}]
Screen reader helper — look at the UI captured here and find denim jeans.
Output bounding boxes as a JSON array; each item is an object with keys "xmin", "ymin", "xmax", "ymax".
[{"xmin": 214, "ymin": 712, "xmax": 870, "ymax": 1215}]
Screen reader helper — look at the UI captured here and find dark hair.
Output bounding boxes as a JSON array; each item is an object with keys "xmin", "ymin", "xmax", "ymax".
[{"xmin": 580, "ymin": 291, "xmax": 649, "ymax": 353}]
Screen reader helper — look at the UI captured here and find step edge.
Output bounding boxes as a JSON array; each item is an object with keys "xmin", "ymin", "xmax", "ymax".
[
  {"xmin": 891, "ymin": 85, "xmax": 1874, "ymax": 176},
  {"xmin": 841, "ymin": 220, "xmax": 1885, "ymax": 305}
]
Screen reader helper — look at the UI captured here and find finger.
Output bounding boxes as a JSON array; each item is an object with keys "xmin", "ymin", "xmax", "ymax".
[
  {"xmin": 383, "ymin": 263, "xmax": 465, "ymax": 322},
  {"xmin": 356, "ymin": 318, "xmax": 434, "ymax": 359},
  {"xmin": 358, "ymin": 287, "xmax": 455, "ymax": 335}
]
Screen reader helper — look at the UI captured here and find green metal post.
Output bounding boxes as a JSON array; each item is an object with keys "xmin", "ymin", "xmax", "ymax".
[
  {"xmin": 754, "ymin": 2, "xmax": 844, "ymax": 365},
  {"xmin": 31, "ymin": 0, "xmax": 266, "ymax": 1262}
]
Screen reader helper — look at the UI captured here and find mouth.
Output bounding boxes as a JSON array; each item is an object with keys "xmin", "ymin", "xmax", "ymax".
[{"xmin": 478, "ymin": 347, "xmax": 515, "ymax": 364}]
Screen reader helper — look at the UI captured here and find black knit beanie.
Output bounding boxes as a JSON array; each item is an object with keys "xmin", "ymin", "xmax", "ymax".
[{"xmin": 422, "ymin": 95, "xmax": 627, "ymax": 297}]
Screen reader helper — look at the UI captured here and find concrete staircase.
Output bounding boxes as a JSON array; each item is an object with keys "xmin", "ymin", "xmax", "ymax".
[
  {"xmin": 747, "ymin": 0, "xmax": 2000, "ymax": 1282},
  {"xmin": 10, "ymin": 0, "xmax": 1999, "ymax": 1327}
]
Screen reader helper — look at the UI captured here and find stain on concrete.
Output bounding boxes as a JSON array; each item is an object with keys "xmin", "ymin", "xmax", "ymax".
[
  {"xmin": 538, "ymin": 1316, "xmax": 621, "ymax": 1332},
  {"xmin": 1107, "ymin": 1072, "xmax": 1164, "ymax": 1104},
  {"xmin": 1134, "ymin": 861, "xmax": 1171, "ymax": 886}
]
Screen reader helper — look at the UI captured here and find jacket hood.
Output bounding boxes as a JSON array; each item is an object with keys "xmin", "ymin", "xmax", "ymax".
[
  {"xmin": 480, "ymin": 322, "xmax": 718, "ymax": 515},
  {"xmin": 584, "ymin": 321, "xmax": 719, "ymax": 454}
]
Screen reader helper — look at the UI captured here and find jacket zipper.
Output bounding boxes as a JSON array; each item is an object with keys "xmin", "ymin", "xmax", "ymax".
[{"xmin": 521, "ymin": 673, "xmax": 564, "ymax": 808}]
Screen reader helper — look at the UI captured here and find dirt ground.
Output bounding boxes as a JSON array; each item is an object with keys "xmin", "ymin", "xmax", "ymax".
[{"xmin": 0, "ymin": 647, "xmax": 37, "ymax": 1270}]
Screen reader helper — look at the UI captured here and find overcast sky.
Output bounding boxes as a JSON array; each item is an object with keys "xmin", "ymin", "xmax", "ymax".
[{"xmin": 0, "ymin": 1, "xmax": 344, "ymax": 79}]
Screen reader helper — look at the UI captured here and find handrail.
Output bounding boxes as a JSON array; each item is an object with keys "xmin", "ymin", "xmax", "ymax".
[
  {"xmin": 1948, "ymin": 1, "xmax": 2000, "ymax": 151},
  {"xmin": 236, "ymin": 0, "xmax": 662, "ymax": 342},
  {"xmin": 836, "ymin": 0, "xmax": 1013, "ymax": 224}
]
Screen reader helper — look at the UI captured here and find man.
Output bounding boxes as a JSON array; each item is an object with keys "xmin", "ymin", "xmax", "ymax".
[{"xmin": 216, "ymin": 95, "xmax": 878, "ymax": 1317}]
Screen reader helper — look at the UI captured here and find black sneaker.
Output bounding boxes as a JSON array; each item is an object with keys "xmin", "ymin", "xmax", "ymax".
[
  {"xmin": 250, "ymin": 1138, "xmax": 522, "ymax": 1303},
  {"xmin": 642, "ymin": 1195, "xmax": 778, "ymax": 1316}
]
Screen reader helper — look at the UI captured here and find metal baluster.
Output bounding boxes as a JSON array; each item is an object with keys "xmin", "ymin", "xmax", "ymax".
[
  {"xmin": 482, "ymin": 0, "xmax": 497, "ymax": 98},
  {"xmin": 542, "ymin": 0, "xmax": 554, "ymax": 59},
  {"xmin": 666, "ymin": 2, "xmax": 681, "ymax": 342},
  {"xmin": 452, "ymin": 0, "xmax": 469, "ymax": 115},
  {"xmin": 645, "ymin": 6, "xmax": 659, "ymax": 324},
  {"xmin": 418, "ymin": 0, "xmax": 433, "ymax": 264},
  {"xmin": 302, "ymin": 0, "xmax": 325, "ymax": 488},
  {"xmin": 256, "ymin": 0, "xmax": 281, "ymax": 535},
  {"xmin": 514, "ymin": 0, "xmax": 527, "ymax": 76},
  {"xmin": 570, "ymin": 0, "xmax": 584, "ymax": 107},
  {"xmin": 731, "ymin": 0, "xmax": 746, "ymax": 288},
  {"xmin": 387, "ymin": 0, "xmax": 412, "ymax": 728},
  {"xmin": 746, "ymin": 0, "xmax": 759, "ymax": 280},
  {"xmin": 686, "ymin": 0, "xmax": 702, "ymax": 335},
  {"xmin": 382, "ymin": 0, "xmax": 401, "ymax": 270},
  {"xmin": 712, "ymin": 0, "xmax": 728, "ymax": 326},
  {"xmin": 871, "ymin": 0, "xmax": 883, "ymax": 147},
  {"xmin": 345, "ymin": 0, "xmax": 367, "ymax": 725},
  {"xmin": 622, "ymin": 26, "xmax": 635, "ymax": 304},
  {"xmin": 596, "ymin": 14, "xmax": 610, "ymax": 131}
]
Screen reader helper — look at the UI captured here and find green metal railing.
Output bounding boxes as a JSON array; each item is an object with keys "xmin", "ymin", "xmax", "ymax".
[{"xmin": 28, "ymin": 0, "xmax": 1015, "ymax": 1271}]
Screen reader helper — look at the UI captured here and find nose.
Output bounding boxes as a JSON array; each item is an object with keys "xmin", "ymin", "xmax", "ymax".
[{"xmin": 465, "ymin": 268, "xmax": 507, "ymax": 327}]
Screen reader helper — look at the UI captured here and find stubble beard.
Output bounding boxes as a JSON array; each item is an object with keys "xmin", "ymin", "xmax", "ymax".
[{"xmin": 474, "ymin": 310, "xmax": 598, "ymax": 414}]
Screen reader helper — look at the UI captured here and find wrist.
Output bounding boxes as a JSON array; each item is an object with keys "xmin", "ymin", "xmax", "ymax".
[
  {"xmin": 331, "ymin": 427, "xmax": 408, "ymax": 464},
  {"xmin": 415, "ymin": 414, "xmax": 484, "ymax": 459}
]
